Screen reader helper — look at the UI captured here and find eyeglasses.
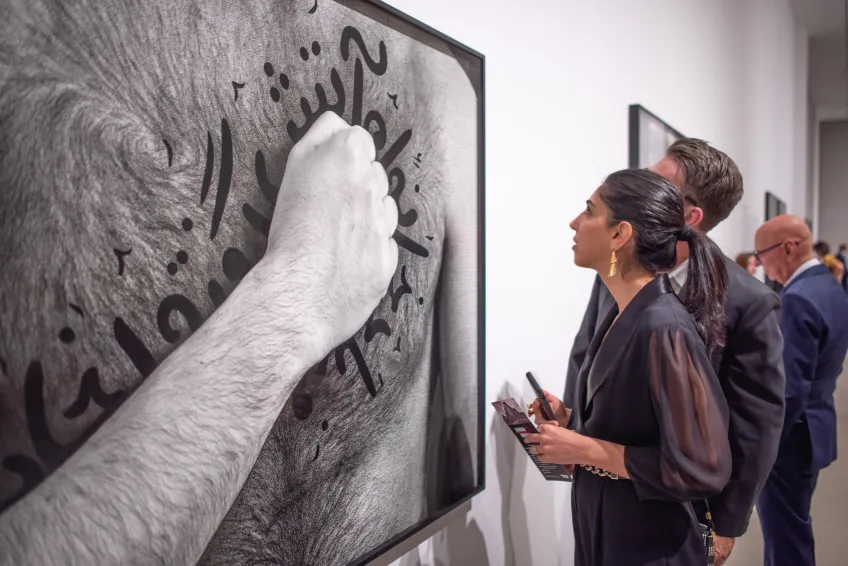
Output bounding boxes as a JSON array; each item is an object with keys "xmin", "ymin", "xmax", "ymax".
[{"xmin": 753, "ymin": 240, "xmax": 800, "ymax": 265}]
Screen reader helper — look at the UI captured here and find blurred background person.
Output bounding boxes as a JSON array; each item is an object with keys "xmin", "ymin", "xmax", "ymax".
[
  {"xmin": 822, "ymin": 254, "xmax": 845, "ymax": 284},
  {"xmin": 836, "ymin": 244, "xmax": 847, "ymax": 292},
  {"xmin": 736, "ymin": 252, "xmax": 758, "ymax": 276},
  {"xmin": 814, "ymin": 241, "xmax": 830, "ymax": 258},
  {"xmin": 812, "ymin": 240, "xmax": 844, "ymax": 284}
]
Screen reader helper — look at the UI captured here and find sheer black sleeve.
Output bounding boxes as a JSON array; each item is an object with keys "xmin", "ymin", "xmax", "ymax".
[{"xmin": 624, "ymin": 325, "xmax": 732, "ymax": 502}]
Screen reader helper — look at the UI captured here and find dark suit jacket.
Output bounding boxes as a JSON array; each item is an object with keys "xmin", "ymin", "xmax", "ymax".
[
  {"xmin": 779, "ymin": 263, "xmax": 848, "ymax": 471},
  {"xmin": 564, "ymin": 255, "xmax": 786, "ymax": 537}
]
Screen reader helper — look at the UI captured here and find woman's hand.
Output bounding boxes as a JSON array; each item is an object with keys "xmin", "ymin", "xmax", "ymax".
[
  {"xmin": 523, "ymin": 422, "xmax": 589, "ymax": 465},
  {"xmin": 528, "ymin": 390, "xmax": 571, "ymax": 428}
]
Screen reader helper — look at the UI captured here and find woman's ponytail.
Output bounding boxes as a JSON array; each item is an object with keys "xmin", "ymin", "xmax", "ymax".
[{"xmin": 679, "ymin": 228, "xmax": 728, "ymax": 354}]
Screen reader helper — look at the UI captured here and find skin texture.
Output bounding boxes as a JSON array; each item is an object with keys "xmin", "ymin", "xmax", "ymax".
[
  {"xmin": 754, "ymin": 215, "xmax": 816, "ymax": 285},
  {"xmin": 0, "ymin": 0, "xmax": 479, "ymax": 564},
  {"xmin": 0, "ymin": 108, "xmax": 400, "ymax": 566}
]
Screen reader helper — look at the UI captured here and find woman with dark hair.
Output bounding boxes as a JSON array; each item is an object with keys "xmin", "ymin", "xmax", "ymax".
[{"xmin": 524, "ymin": 169, "xmax": 732, "ymax": 565}]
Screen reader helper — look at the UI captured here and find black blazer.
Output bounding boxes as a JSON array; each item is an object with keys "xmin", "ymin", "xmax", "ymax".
[{"xmin": 565, "ymin": 254, "xmax": 786, "ymax": 537}]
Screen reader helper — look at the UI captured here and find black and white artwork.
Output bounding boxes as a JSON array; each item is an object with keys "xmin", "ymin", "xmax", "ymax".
[
  {"xmin": 0, "ymin": 0, "xmax": 484, "ymax": 564},
  {"xmin": 628, "ymin": 104, "xmax": 684, "ymax": 168}
]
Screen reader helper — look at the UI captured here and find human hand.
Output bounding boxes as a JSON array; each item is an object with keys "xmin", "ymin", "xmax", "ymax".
[
  {"xmin": 528, "ymin": 390, "xmax": 571, "ymax": 428},
  {"xmin": 714, "ymin": 535, "xmax": 735, "ymax": 566},
  {"xmin": 261, "ymin": 111, "xmax": 398, "ymax": 359},
  {"xmin": 523, "ymin": 422, "xmax": 587, "ymax": 465}
]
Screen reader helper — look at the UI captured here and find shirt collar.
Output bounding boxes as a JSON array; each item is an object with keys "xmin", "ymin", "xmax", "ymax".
[
  {"xmin": 668, "ymin": 259, "xmax": 689, "ymax": 293},
  {"xmin": 785, "ymin": 257, "xmax": 821, "ymax": 288}
]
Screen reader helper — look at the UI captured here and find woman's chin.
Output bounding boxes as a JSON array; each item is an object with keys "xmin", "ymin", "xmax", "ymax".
[
  {"xmin": 572, "ymin": 256, "xmax": 589, "ymax": 269},
  {"xmin": 572, "ymin": 256, "xmax": 599, "ymax": 274}
]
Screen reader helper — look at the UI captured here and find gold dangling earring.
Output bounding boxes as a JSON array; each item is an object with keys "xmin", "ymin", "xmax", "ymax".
[{"xmin": 609, "ymin": 250, "xmax": 617, "ymax": 277}]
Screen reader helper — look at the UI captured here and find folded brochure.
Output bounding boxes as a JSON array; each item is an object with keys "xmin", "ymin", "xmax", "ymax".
[{"xmin": 492, "ymin": 398, "xmax": 573, "ymax": 482}]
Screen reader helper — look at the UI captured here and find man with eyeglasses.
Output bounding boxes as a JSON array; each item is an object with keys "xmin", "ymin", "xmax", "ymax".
[
  {"xmin": 753, "ymin": 215, "xmax": 848, "ymax": 566},
  {"xmin": 565, "ymin": 139, "xmax": 786, "ymax": 566}
]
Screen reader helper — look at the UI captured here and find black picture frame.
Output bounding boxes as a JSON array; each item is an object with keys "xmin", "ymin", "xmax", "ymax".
[
  {"xmin": 764, "ymin": 192, "xmax": 787, "ymax": 292},
  {"xmin": 764, "ymin": 192, "xmax": 787, "ymax": 220},
  {"xmin": 338, "ymin": 2, "xmax": 487, "ymax": 565},
  {"xmin": 628, "ymin": 104, "xmax": 685, "ymax": 168}
]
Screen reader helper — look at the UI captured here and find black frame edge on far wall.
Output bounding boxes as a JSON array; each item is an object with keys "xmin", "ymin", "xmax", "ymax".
[
  {"xmin": 338, "ymin": 1, "xmax": 486, "ymax": 565},
  {"xmin": 763, "ymin": 192, "xmax": 787, "ymax": 292},
  {"xmin": 628, "ymin": 104, "xmax": 685, "ymax": 169}
]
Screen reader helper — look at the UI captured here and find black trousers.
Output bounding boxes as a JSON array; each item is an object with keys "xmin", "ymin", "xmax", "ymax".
[{"xmin": 757, "ymin": 422, "xmax": 820, "ymax": 566}]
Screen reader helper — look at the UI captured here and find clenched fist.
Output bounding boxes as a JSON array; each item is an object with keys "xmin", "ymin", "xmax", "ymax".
[{"xmin": 262, "ymin": 111, "xmax": 399, "ymax": 359}]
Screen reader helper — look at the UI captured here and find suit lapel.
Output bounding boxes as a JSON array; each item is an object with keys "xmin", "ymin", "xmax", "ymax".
[
  {"xmin": 572, "ymin": 302, "xmax": 617, "ymax": 433},
  {"xmin": 582, "ymin": 275, "xmax": 673, "ymax": 414},
  {"xmin": 595, "ymin": 283, "xmax": 616, "ymax": 329}
]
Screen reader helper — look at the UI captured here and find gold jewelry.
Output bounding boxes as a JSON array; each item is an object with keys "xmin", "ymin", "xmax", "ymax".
[
  {"xmin": 580, "ymin": 464, "xmax": 620, "ymax": 480},
  {"xmin": 609, "ymin": 250, "xmax": 618, "ymax": 277}
]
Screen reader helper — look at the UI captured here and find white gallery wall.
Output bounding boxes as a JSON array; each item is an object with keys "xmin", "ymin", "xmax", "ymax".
[
  {"xmin": 378, "ymin": 1, "xmax": 809, "ymax": 565},
  {"xmin": 818, "ymin": 121, "xmax": 848, "ymax": 248},
  {"xmin": 810, "ymin": 34, "xmax": 848, "ymax": 111},
  {"xmin": 809, "ymin": 33, "xmax": 847, "ymax": 242}
]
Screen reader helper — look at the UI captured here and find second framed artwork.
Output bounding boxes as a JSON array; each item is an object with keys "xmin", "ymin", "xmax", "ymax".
[
  {"xmin": 628, "ymin": 104, "xmax": 685, "ymax": 168},
  {"xmin": 765, "ymin": 191, "xmax": 788, "ymax": 220},
  {"xmin": 764, "ymin": 192, "xmax": 788, "ymax": 291}
]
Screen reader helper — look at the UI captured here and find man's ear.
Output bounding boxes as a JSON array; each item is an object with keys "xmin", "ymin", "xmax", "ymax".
[
  {"xmin": 684, "ymin": 204, "xmax": 704, "ymax": 229},
  {"xmin": 784, "ymin": 241, "xmax": 794, "ymax": 256}
]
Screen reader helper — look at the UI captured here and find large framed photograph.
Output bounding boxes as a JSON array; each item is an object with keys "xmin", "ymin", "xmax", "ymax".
[
  {"xmin": 0, "ymin": 1, "xmax": 485, "ymax": 565},
  {"xmin": 629, "ymin": 104, "xmax": 685, "ymax": 168}
]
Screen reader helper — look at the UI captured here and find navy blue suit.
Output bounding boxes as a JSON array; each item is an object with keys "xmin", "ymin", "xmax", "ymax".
[{"xmin": 757, "ymin": 263, "xmax": 848, "ymax": 566}]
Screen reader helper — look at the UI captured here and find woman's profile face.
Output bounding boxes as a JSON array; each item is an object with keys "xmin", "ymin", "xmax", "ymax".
[{"xmin": 569, "ymin": 187, "xmax": 614, "ymax": 271}]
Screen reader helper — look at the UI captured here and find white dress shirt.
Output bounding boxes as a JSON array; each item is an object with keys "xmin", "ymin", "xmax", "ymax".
[
  {"xmin": 784, "ymin": 257, "xmax": 821, "ymax": 288},
  {"xmin": 668, "ymin": 259, "xmax": 689, "ymax": 294}
]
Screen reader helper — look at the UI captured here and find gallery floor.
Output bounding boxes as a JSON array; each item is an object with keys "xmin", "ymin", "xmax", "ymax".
[{"xmin": 729, "ymin": 364, "xmax": 848, "ymax": 566}]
